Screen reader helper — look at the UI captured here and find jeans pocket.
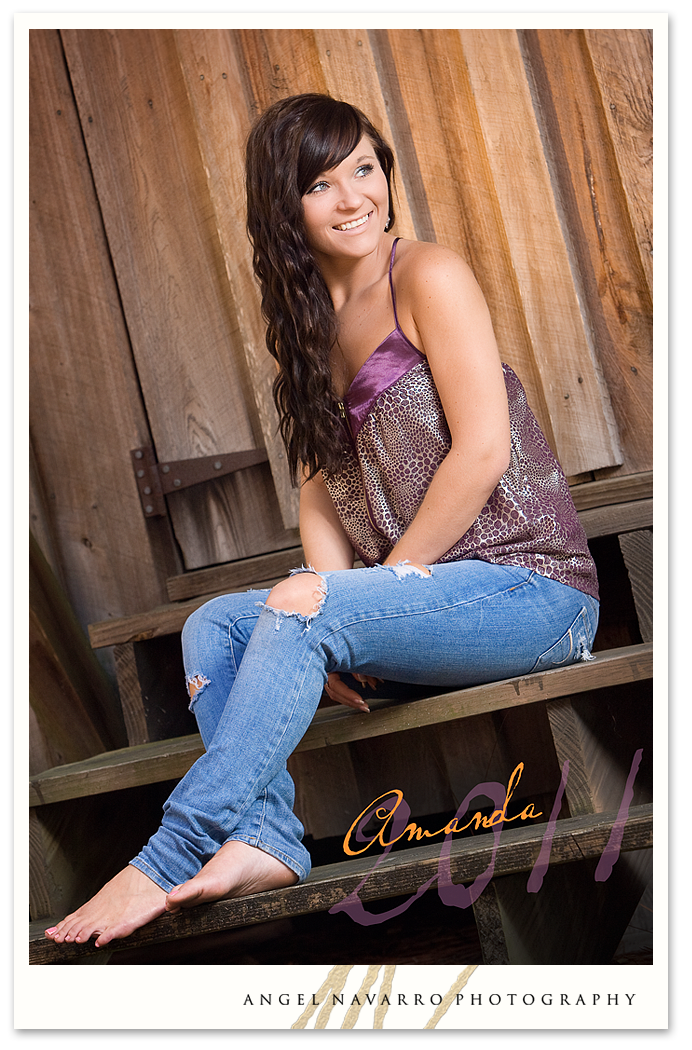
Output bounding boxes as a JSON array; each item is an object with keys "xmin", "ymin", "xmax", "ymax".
[{"xmin": 529, "ymin": 606, "xmax": 596, "ymax": 674}]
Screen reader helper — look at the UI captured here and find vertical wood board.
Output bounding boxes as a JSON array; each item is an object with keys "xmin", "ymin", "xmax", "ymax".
[
  {"xmin": 459, "ymin": 28, "xmax": 622, "ymax": 476},
  {"xmin": 383, "ymin": 28, "xmax": 558, "ymax": 454},
  {"xmin": 173, "ymin": 28, "xmax": 299, "ymax": 528},
  {"xmin": 585, "ymin": 29, "xmax": 653, "ymax": 296},
  {"xmin": 61, "ymin": 28, "xmax": 298, "ymax": 567},
  {"xmin": 29, "ymin": 29, "xmax": 176, "ymax": 627},
  {"xmin": 522, "ymin": 29, "xmax": 653, "ymax": 476}
]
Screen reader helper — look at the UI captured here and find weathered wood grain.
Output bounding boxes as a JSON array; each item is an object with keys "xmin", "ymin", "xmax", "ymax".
[
  {"xmin": 166, "ymin": 545, "xmax": 305, "ymax": 602},
  {"xmin": 585, "ymin": 29, "xmax": 653, "ymax": 295},
  {"xmin": 29, "ymin": 643, "xmax": 652, "ymax": 807},
  {"xmin": 619, "ymin": 529, "xmax": 654, "ymax": 642},
  {"xmin": 382, "ymin": 28, "xmax": 556, "ymax": 457},
  {"xmin": 29, "ymin": 810, "xmax": 53, "ymax": 921},
  {"xmin": 545, "ymin": 697, "xmax": 598, "ymax": 816},
  {"xmin": 569, "ymin": 470, "xmax": 652, "ymax": 511},
  {"xmin": 460, "ymin": 28, "xmax": 622, "ymax": 476},
  {"xmin": 29, "ymin": 803, "xmax": 653, "ymax": 963},
  {"xmin": 29, "ymin": 534, "xmax": 121, "ymax": 766},
  {"xmin": 30, "ymin": 29, "xmax": 176, "ymax": 629},
  {"xmin": 471, "ymin": 881, "xmax": 511, "ymax": 965},
  {"xmin": 173, "ymin": 29, "xmax": 300, "ymax": 530},
  {"xmin": 61, "ymin": 28, "xmax": 298, "ymax": 567},
  {"xmin": 578, "ymin": 498, "xmax": 652, "ymax": 539},
  {"xmin": 113, "ymin": 643, "xmax": 149, "ymax": 746},
  {"xmin": 520, "ymin": 29, "xmax": 653, "ymax": 477}
]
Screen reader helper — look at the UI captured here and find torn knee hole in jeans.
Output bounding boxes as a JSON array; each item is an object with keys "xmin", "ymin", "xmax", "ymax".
[
  {"xmin": 186, "ymin": 672, "xmax": 211, "ymax": 710},
  {"xmin": 258, "ymin": 566, "xmax": 327, "ymax": 632}
]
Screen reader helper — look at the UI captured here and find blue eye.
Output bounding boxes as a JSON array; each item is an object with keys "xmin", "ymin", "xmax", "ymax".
[
  {"xmin": 356, "ymin": 164, "xmax": 374, "ymax": 177},
  {"xmin": 306, "ymin": 181, "xmax": 329, "ymax": 195}
]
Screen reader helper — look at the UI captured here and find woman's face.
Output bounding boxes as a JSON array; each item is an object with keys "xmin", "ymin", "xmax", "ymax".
[{"xmin": 301, "ymin": 136, "xmax": 390, "ymax": 264}]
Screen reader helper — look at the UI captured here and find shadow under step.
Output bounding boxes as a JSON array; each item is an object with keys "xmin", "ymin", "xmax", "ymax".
[{"xmin": 29, "ymin": 802, "xmax": 653, "ymax": 964}]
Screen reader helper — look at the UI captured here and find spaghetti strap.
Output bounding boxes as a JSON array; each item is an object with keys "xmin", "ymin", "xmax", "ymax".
[{"xmin": 388, "ymin": 237, "xmax": 401, "ymax": 331}]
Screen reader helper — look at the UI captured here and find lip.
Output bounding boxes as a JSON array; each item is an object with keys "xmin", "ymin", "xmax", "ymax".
[{"xmin": 332, "ymin": 211, "xmax": 373, "ymax": 232}]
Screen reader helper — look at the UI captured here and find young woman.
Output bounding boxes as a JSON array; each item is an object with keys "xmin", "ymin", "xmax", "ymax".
[{"xmin": 45, "ymin": 93, "xmax": 599, "ymax": 949}]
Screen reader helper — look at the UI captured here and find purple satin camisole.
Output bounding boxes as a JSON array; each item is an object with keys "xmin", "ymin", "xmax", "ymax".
[{"xmin": 323, "ymin": 239, "xmax": 599, "ymax": 600}]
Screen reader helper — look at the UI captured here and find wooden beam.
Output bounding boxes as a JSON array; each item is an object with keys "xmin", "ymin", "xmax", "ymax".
[
  {"xmin": 166, "ymin": 546, "xmax": 305, "ymax": 603},
  {"xmin": 580, "ymin": 498, "xmax": 652, "ymax": 539},
  {"xmin": 569, "ymin": 471, "xmax": 652, "ymax": 511},
  {"xmin": 30, "ymin": 643, "xmax": 652, "ymax": 807},
  {"xmin": 29, "ymin": 803, "xmax": 653, "ymax": 963}
]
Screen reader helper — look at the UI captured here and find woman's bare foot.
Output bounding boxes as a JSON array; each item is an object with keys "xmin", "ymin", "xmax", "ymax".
[
  {"xmin": 44, "ymin": 865, "xmax": 167, "ymax": 949},
  {"xmin": 165, "ymin": 840, "xmax": 298, "ymax": 914}
]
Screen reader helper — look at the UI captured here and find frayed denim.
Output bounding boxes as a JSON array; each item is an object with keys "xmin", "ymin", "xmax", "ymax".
[{"xmin": 130, "ymin": 561, "xmax": 598, "ymax": 890}]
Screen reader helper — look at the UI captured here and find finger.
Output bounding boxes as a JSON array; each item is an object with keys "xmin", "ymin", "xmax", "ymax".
[{"xmin": 327, "ymin": 682, "xmax": 370, "ymax": 711}]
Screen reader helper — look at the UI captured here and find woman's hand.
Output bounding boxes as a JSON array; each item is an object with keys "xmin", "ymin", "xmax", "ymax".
[{"xmin": 325, "ymin": 671, "xmax": 380, "ymax": 712}]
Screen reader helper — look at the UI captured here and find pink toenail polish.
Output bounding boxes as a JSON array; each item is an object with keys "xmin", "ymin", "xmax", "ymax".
[{"xmin": 45, "ymin": 927, "xmax": 57, "ymax": 934}]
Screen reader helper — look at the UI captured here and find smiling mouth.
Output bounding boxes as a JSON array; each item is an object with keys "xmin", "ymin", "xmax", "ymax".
[{"xmin": 333, "ymin": 212, "xmax": 372, "ymax": 232}]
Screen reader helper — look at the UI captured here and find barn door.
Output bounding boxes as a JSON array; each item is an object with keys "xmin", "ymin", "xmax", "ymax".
[
  {"xmin": 60, "ymin": 28, "xmax": 300, "ymax": 571},
  {"xmin": 47, "ymin": 24, "xmax": 651, "ymax": 583}
]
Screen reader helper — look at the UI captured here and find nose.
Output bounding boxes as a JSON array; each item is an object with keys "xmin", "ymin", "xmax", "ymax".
[{"xmin": 335, "ymin": 180, "xmax": 365, "ymax": 212}]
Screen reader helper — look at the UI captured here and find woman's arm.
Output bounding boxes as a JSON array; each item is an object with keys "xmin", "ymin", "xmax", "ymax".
[
  {"xmin": 384, "ymin": 245, "xmax": 511, "ymax": 568},
  {"xmin": 299, "ymin": 469, "xmax": 355, "ymax": 572}
]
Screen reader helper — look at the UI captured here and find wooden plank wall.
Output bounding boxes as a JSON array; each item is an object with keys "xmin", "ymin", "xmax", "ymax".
[{"xmin": 30, "ymin": 26, "xmax": 653, "ymax": 625}]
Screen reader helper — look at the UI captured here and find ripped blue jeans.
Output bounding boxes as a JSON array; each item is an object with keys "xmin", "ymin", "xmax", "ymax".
[{"xmin": 130, "ymin": 562, "xmax": 598, "ymax": 890}]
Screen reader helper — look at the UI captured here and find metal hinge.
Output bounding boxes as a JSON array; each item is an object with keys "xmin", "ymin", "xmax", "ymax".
[{"xmin": 131, "ymin": 445, "xmax": 269, "ymax": 517}]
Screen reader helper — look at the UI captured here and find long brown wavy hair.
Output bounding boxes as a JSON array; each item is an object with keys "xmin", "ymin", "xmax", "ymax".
[{"xmin": 245, "ymin": 93, "xmax": 396, "ymax": 482}]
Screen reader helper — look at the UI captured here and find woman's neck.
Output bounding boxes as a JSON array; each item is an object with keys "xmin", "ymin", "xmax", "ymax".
[{"xmin": 316, "ymin": 234, "xmax": 395, "ymax": 312}]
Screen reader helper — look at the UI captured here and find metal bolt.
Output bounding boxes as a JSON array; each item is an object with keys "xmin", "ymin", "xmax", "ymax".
[
  {"xmin": 222, "ymin": 73, "xmax": 227, "ymax": 79},
  {"xmin": 173, "ymin": 478, "xmax": 181, "ymax": 487},
  {"xmin": 357, "ymin": 40, "xmax": 362, "ymax": 46},
  {"xmin": 137, "ymin": 469, "xmax": 145, "ymax": 478},
  {"xmin": 200, "ymin": 75, "xmax": 204, "ymax": 80},
  {"xmin": 564, "ymin": 394, "xmax": 570, "ymax": 400},
  {"xmin": 134, "ymin": 450, "xmax": 143, "ymax": 459},
  {"xmin": 143, "ymin": 486, "xmax": 151, "ymax": 495},
  {"xmin": 578, "ymin": 377, "xmax": 583, "ymax": 384},
  {"xmin": 162, "ymin": 465, "xmax": 170, "ymax": 473},
  {"xmin": 214, "ymin": 461, "xmax": 222, "ymax": 470},
  {"xmin": 326, "ymin": 50, "xmax": 331, "ymax": 56},
  {"xmin": 145, "ymin": 505, "xmax": 154, "ymax": 514}
]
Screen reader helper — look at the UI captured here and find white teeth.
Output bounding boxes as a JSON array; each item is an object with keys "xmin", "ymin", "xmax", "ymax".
[{"xmin": 334, "ymin": 213, "xmax": 370, "ymax": 231}]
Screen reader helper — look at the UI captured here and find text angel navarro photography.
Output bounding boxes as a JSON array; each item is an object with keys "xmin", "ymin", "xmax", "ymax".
[
  {"xmin": 329, "ymin": 752, "xmax": 643, "ymax": 926},
  {"xmin": 242, "ymin": 990, "xmax": 638, "ymax": 1009},
  {"xmin": 238, "ymin": 965, "xmax": 644, "ymax": 1030}
]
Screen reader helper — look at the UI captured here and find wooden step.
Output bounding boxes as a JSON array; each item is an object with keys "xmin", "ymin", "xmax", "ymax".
[
  {"xmin": 29, "ymin": 642, "xmax": 652, "ymax": 807},
  {"xmin": 88, "ymin": 488, "xmax": 653, "ymax": 651},
  {"xmin": 28, "ymin": 802, "xmax": 653, "ymax": 964}
]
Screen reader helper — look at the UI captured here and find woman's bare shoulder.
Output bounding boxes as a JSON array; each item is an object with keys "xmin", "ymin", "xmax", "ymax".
[{"xmin": 395, "ymin": 239, "xmax": 482, "ymax": 304}]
